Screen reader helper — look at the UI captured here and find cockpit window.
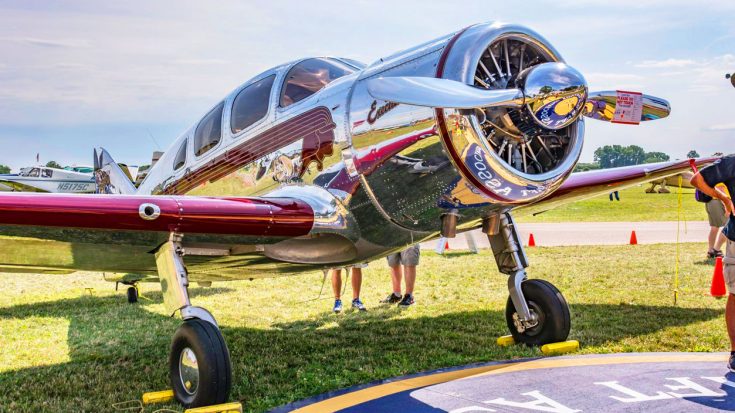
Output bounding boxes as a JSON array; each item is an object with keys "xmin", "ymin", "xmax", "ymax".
[
  {"xmin": 194, "ymin": 102, "xmax": 224, "ymax": 156},
  {"xmin": 173, "ymin": 139, "xmax": 187, "ymax": 171},
  {"xmin": 280, "ymin": 58, "xmax": 355, "ymax": 107},
  {"xmin": 41, "ymin": 169, "xmax": 53, "ymax": 178},
  {"xmin": 27, "ymin": 168, "xmax": 40, "ymax": 177},
  {"xmin": 231, "ymin": 74, "xmax": 275, "ymax": 134}
]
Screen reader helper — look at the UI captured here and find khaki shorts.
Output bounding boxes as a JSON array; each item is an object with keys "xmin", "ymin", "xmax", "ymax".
[
  {"xmin": 724, "ymin": 239, "xmax": 735, "ymax": 293},
  {"xmin": 387, "ymin": 244, "xmax": 420, "ymax": 267},
  {"xmin": 707, "ymin": 200, "xmax": 728, "ymax": 228}
]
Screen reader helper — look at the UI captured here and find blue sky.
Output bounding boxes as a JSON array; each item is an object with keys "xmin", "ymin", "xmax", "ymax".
[{"xmin": 0, "ymin": 0, "xmax": 733, "ymax": 171}]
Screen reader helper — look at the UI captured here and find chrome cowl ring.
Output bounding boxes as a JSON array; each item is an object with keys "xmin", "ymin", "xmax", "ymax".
[{"xmin": 436, "ymin": 22, "xmax": 584, "ymax": 204}]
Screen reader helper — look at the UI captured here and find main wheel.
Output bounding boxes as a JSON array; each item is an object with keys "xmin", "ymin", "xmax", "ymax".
[
  {"xmin": 126, "ymin": 286, "xmax": 138, "ymax": 304},
  {"xmin": 169, "ymin": 319, "xmax": 232, "ymax": 408},
  {"xmin": 505, "ymin": 279, "xmax": 570, "ymax": 346}
]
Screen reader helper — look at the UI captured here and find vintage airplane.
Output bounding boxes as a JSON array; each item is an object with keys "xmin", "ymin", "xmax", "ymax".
[
  {"xmin": 0, "ymin": 165, "xmax": 96, "ymax": 193},
  {"xmin": 0, "ymin": 22, "xmax": 712, "ymax": 408}
]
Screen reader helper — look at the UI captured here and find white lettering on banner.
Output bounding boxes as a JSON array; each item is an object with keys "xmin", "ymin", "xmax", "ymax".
[
  {"xmin": 664, "ymin": 377, "xmax": 725, "ymax": 398},
  {"xmin": 611, "ymin": 91, "xmax": 643, "ymax": 125},
  {"xmin": 449, "ymin": 407, "xmax": 496, "ymax": 413},
  {"xmin": 594, "ymin": 381, "xmax": 673, "ymax": 402},
  {"xmin": 486, "ymin": 390, "xmax": 580, "ymax": 413}
]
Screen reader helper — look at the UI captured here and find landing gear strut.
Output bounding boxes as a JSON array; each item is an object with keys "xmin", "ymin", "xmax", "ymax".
[
  {"xmin": 485, "ymin": 213, "xmax": 570, "ymax": 345},
  {"xmin": 155, "ymin": 233, "xmax": 231, "ymax": 407}
]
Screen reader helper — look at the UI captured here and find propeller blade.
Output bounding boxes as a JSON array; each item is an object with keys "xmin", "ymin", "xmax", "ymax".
[
  {"xmin": 584, "ymin": 91, "xmax": 671, "ymax": 124},
  {"xmin": 365, "ymin": 76, "xmax": 524, "ymax": 109}
]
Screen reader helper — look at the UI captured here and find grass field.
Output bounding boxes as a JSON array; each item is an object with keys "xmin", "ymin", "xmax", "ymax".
[
  {"xmin": 517, "ymin": 186, "xmax": 708, "ymax": 223},
  {"xmin": 0, "ymin": 243, "xmax": 727, "ymax": 412}
]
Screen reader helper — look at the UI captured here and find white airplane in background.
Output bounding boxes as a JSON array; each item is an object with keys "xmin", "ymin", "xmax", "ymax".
[{"xmin": 0, "ymin": 165, "xmax": 95, "ymax": 193}]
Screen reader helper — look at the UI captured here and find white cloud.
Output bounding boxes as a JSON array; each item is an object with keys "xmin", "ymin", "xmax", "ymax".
[
  {"xmin": 584, "ymin": 73, "xmax": 645, "ymax": 90},
  {"xmin": 635, "ymin": 58, "xmax": 697, "ymax": 68},
  {"xmin": 19, "ymin": 37, "xmax": 89, "ymax": 48},
  {"xmin": 172, "ymin": 59, "xmax": 229, "ymax": 65},
  {"xmin": 705, "ymin": 123, "xmax": 735, "ymax": 132}
]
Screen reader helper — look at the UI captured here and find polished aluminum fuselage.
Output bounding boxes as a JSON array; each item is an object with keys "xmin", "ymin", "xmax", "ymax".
[{"xmin": 0, "ymin": 22, "xmax": 583, "ymax": 281}]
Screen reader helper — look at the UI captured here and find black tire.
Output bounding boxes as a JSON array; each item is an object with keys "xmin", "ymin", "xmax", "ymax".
[
  {"xmin": 169, "ymin": 319, "xmax": 232, "ymax": 408},
  {"xmin": 505, "ymin": 279, "xmax": 570, "ymax": 346},
  {"xmin": 126, "ymin": 286, "xmax": 138, "ymax": 304}
]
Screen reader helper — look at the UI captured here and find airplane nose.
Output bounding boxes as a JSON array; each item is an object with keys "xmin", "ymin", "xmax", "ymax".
[{"xmin": 516, "ymin": 62, "xmax": 588, "ymax": 130}]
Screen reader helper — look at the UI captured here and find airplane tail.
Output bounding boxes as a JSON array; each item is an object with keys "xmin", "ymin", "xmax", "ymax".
[{"xmin": 93, "ymin": 148, "xmax": 137, "ymax": 194}]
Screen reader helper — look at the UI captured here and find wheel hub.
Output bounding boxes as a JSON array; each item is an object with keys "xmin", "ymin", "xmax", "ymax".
[
  {"xmin": 179, "ymin": 347, "xmax": 200, "ymax": 395},
  {"xmin": 513, "ymin": 301, "xmax": 542, "ymax": 334}
]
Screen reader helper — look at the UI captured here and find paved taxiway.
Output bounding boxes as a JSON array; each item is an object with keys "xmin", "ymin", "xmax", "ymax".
[{"xmin": 422, "ymin": 221, "xmax": 710, "ymax": 250}]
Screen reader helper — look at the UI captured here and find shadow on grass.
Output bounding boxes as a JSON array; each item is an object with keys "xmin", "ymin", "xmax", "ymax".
[
  {"xmin": 695, "ymin": 258, "xmax": 719, "ymax": 266},
  {"xmin": 434, "ymin": 251, "xmax": 478, "ymax": 258},
  {"xmin": 0, "ymin": 293, "xmax": 724, "ymax": 412}
]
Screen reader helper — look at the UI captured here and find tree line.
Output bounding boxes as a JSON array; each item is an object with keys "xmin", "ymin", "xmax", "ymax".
[{"xmin": 575, "ymin": 146, "xmax": 701, "ymax": 172}]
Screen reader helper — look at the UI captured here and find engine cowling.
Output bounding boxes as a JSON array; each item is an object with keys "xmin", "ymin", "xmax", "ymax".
[{"xmin": 436, "ymin": 23, "xmax": 584, "ymax": 204}]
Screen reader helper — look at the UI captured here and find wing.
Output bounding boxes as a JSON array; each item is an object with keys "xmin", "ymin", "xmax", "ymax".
[
  {"xmin": 0, "ymin": 179, "xmax": 47, "ymax": 193},
  {"xmin": 515, "ymin": 158, "xmax": 716, "ymax": 216},
  {"xmin": 0, "ymin": 192, "xmax": 320, "ymax": 279}
]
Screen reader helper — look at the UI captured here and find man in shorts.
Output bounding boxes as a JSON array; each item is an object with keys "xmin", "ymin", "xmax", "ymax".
[
  {"xmin": 706, "ymin": 194, "xmax": 727, "ymax": 258},
  {"xmin": 331, "ymin": 265, "xmax": 367, "ymax": 313},
  {"xmin": 691, "ymin": 155, "xmax": 735, "ymax": 371},
  {"xmin": 380, "ymin": 244, "xmax": 420, "ymax": 307}
]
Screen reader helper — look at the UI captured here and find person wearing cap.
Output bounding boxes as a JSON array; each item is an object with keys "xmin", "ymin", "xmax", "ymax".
[{"xmin": 690, "ymin": 155, "xmax": 735, "ymax": 372}]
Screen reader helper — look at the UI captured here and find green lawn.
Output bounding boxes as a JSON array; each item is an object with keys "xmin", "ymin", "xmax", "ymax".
[
  {"xmin": 517, "ymin": 186, "xmax": 708, "ymax": 222},
  {"xmin": 0, "ymin": 243, "xmax": 726, "ymax": 412}
]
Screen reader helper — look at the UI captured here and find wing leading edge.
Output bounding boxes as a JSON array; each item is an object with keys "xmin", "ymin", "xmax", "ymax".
[{"xmin": 517, "ymin": 158, "xmax": 717, "ymax": 216}]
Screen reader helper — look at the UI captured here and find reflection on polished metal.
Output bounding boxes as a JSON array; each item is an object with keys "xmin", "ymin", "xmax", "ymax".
[
  {"xmin": 138, "ymin": 202, "xmax": 161, "ymax": 221},
  {"xmin": 516, "ymin": 62, "xmax": 588, "ymax": 130},
  {"xmin": 440, "ymin": 209, "xmax": 459, "ymax": 238},
  {"xmin": 179, "ymin": 348, "xmax": 200, "ymax": 395},
  {"xmin": 482, "ymin": 214, "xmax": 500, "ymax": 236},
  {"xmin": 584, "ymin": 91, "xmax": 671, "ymax": 122},
  {"xmin": 435, "ymin": 24, "xmax": 584, "ymax": 204},
  {"xmin": 155, "ymin": 233, "xmax": 218, "ymax": 327},
  {"xmin": 366, "ymin": 76, "xmax": 524, "ymax": 109}
]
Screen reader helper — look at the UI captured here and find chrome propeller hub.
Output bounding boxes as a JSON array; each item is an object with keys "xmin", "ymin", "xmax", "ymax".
[{"xmin": 517, "ymin": 62, "xmax": 588, "ymax": 130}]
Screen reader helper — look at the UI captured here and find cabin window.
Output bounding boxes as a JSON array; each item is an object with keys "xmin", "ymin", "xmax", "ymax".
[
  {"xmin": 231, "ymin": 75, "xmax": 275, "ymax": 134},
  {"xmin": 194, "ymin": 102, "xmax": 224, "ymax": 156},
  {"xmin": 280, "ymin": 58, "xmax": 355, "ymax": 107},
  {"xmin": 173, "ymin": 139, "xmax": 187, "ymax": 171},
  {"xmin": 28, "ymin": 168, "xmax": 40, "ymax": 177},
  {"xmin": 41, "ymin": 169, "xmax": 53, "ymax": 178}
]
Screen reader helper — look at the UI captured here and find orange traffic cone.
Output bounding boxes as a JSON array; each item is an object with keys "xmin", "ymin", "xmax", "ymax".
[
  {"xmin": 629, "ymin": 231, "xmax": 638, "ymax": 245},
  {"xmin": 528, "ymin": 233, "xmax": 536, "ymax": 247},
  {"xmin": 711, "ymin": 256, "xmax": 727, "ymax": 298}
]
